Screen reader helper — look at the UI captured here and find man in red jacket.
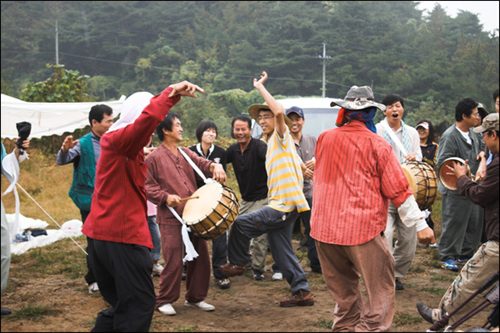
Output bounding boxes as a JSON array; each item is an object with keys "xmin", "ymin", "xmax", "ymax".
[{"xmin": 82, "ymin": 81, "xmax": 203, "ymax": 332}]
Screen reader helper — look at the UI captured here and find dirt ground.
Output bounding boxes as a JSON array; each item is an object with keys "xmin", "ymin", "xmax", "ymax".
[{"xmin": 1, "ymin": 236, "xmax": 493, "ymax": 333}]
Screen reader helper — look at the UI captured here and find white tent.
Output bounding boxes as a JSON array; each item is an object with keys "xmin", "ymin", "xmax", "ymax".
[{"xmin": 1, "ymin": 94, "xmax": 126, "ymax": 139}]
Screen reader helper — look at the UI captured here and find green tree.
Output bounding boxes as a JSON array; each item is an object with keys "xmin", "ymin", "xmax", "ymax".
[{"xmin": 20, "ymin": 64, "xmax": 96, "ymax": 102}]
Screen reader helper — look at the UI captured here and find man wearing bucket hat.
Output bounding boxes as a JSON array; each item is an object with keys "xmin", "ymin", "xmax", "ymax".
[
  {"xmin": 220, "ymin": 71, "xmax": 314, "ymax": 307},
  {"xmin": 417, "ymin": 113, "xmax": 499, "ymax": 326},
  {"xmin": 310, "ymin": 85, "xmax": 433, "ymax": 331}
]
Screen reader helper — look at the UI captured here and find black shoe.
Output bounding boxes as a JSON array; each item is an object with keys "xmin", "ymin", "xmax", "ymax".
[
  {"xmin": 1, "ymin": 307, "xmax": 12, "ymax": 315},
  {"xmin": 217, "ymin": 278, "xmax": 231, "ymax": 290},
  {"xmin": 417, "ymin": 301, "xmax": 434, "ymax": 324},
  {"xmin": 395, "ymin": 278, "xmax": 404, "ymax": 290},
  {"xmin": 253, "ymin": 270, "xmax": 264, "ymax": 281}
]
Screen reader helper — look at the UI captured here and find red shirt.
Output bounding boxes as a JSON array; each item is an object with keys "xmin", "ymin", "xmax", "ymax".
[
  {"xmin": 82, "ymin": 87, "xmax": 180, "ymax": 248},
  {"xmin": 310, "ymin": 121, "xmax": 413, "ymax": 246}
]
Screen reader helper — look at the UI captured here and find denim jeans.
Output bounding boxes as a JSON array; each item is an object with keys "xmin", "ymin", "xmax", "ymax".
[
  {"xmin": 147, "ymin": 216, "xmax": 162, "ymax": 262},
  {"xmin": 227, "ymin": 206, "xmax": 310, "ymax": 294}
]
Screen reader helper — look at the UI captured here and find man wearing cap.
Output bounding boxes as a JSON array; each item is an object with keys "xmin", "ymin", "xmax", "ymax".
[
  {"xmin": 220, "ymin": 71, "xmax": 314, "ymax": 307},
  {"xmin": 436, "ymin": 98, "xmax": 486, "ymax": 271},
  {"xmin": 310, "ymin": 85, "xmax": 433, "ymax": 331},
  {"xmin": 284, "ymin": 106, "xmax": 321, "ymax": 274},
  {"xmin": 376, "ymin": 94, "xmax": 423, "ymax": 291},
  {"xmin": 417, "ymin": 113, "xmax": 499, "ymax": 325}
]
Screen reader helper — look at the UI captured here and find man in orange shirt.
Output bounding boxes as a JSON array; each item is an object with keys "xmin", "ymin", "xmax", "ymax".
[{"xmin": 310, "ymin": 85, "xmax": 433, "ymax": 331}]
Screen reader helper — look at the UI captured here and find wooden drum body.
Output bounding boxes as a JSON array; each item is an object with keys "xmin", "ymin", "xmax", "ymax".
[
  {"xmin": 401, "ymin": 161, "xmax": 438, "ymax": 210},
  {"xmin": 182, "ymin": 182, "xmax": 239, "ymax": 240}
]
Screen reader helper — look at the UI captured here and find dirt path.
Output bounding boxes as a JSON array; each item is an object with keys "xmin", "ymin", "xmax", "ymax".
[{"xmin": 0, "ymin": 240, "xmax": 491, "ymax": 332}]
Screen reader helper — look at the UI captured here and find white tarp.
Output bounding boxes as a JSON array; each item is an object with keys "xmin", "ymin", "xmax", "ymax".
[
  {"xmin": 1, "ymin": 94, "xmax": 126, "ymax": 139},
  {"xmin": 6, "ymin": 213, "xmax": 83, "ymax": 256}
]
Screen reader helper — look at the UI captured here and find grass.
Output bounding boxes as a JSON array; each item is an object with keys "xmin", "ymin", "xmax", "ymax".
[
  {"xmin": 174, "ymin": 326, "xmax": 198, "ymax": 332},
  {"xmin": 393, "ymin": 312, "xmax": 423, "ymax": 327},
  {"xmin": 314, "ymin": 317, "xmax": 333, "ymax": 329},
  {"xmin": 9, "ymin": 304, "xmax": 58, "ymax": 320},
  {"xmin": 419, "ymin": 286, "xmax": 449, "ymax": 295}
]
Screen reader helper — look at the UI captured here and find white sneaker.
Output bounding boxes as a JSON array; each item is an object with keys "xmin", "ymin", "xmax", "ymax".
[
  {"xmin": 184, "ymin": 300, "xmax": 215, "ymax": 312},
  {"xmin": 272, "ymin": 272, "xmax": 283, "ymax": 281},
  {"xmin": 88, "ymin": 282, "xmax": 99, "ymax": 294},
  {"xmin": 153, "ymin": 263, "xmax": 164, "ymax": 276},
  {"xmin": 158, "ymin": 303, "xmax": 176, "ymax": 316}
]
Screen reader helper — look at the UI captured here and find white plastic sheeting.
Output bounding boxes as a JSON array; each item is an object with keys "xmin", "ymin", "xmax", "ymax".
[
  {"xmin": 6, "ymin": 213, "xmax": 83, "ymax": 256},
  {"xmin": 1, "ymin": 94, "xmax": 126, "ymax": 139}
]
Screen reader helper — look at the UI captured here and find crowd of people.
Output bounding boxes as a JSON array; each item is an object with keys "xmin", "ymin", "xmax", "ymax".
[{"xmin": 1, "ymin": 75, "xmax": 498, "ymax": 331}]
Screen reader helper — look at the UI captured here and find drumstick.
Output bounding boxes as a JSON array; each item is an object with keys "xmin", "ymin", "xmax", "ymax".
[{"xmin": 179, "ymin": 196, "xmax": 199, "ymax": 202}]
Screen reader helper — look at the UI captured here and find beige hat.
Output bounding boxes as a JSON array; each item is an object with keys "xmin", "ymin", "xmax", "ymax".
[
  {"xmin": 330, "ymin": 85, "xmax": 386, "ymax": 111},
  {"xmin": 473, "ymin": 113, "xmax": 499, "ymax": 133},
  {"xmin": 248, "ymin": 103, "xmax": 293, "ymax": 128}
]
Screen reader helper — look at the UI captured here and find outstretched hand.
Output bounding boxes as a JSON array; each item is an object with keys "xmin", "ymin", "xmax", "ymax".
[
  {"xmin": 253, "ymin": 71, "xmax": 268, "ymax": 89},
  {"xmin": 446, "ymin": 160, "xmax": 469, "ymax": 179},
  {"xmin": 169, "ymin": 81, "xmax": 204, "ymax": 98}
]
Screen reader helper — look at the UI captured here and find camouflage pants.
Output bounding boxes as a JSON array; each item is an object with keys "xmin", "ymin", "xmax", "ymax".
[{"xmin": 432, "ymin": 240, "xmax": 499, "ymax": 324}]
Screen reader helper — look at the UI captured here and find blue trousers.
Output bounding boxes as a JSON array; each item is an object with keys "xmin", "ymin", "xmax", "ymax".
[
  {"xmin": 147, "ymin": 216, "xmax": 162, "ymax": 262},
  {"xmin": 211, "ymin": 232, "xmax": 228, "ymax": 280},
  {"xmin": 227, "ymin": 206, "xmax": 310, "ymax": 294},
  {"xmin": 80, "ymin": 209, "xmax": 96, "ymax": 285}
]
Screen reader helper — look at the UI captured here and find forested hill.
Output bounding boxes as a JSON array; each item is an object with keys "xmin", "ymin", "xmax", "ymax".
[{"xmin": 1, "ymin": 1, "xmax": 499, "ymax": 133}]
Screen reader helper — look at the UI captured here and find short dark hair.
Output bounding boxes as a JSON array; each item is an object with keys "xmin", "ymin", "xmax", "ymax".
[
  {"xmin": 455, "ymin": 98, "xmax": 478, "ymax": 122},
  {"xmin": 381, "ymin": 94, "xmax": 404, "ymax": 108},
  {"xmin": 231, "ymin": 115, "xmax": 252, "ymax": 139},
  {"xmin": 486, "ymin": 130, "xmax": 499, "ymax": 137},
  {"xmin": 156, "ymin": 112, "xmax": 180, "ymax": 141},
  {"xmin": 494, "ymin": 89, "xmax": 499, "ymax": 102},
  {"xmin": 89, "ymin": 104, "xmax": 113, "ymax": 126},
  {"xmin": 416, "ymin": 119, "xmax": 435, "ymax": 145},
  {"xmin": 195, "ymin": 120, "xmax": 218, "ymax": 143}
]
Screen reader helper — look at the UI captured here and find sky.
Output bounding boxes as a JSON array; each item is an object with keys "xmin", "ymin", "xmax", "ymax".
[{"xmin": 416, "ymin": 1, "xmax": 499, "ymax": 33}]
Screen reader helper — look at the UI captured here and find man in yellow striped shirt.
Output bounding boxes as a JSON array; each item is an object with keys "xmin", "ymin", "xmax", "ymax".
[{"xmin": 220, "ymin": 71, "xmax": 313, "ymax": 307}]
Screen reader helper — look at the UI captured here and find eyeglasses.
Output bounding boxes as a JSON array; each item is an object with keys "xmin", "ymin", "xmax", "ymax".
[{"xmin": 257, "ymin": 115, "xmax": 274, "ymax": 121}]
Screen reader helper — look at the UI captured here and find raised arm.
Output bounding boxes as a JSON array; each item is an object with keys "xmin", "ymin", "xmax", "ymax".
[{"xmin": 253, "ymin": 71, "xmax": 287, "ymax": 138}]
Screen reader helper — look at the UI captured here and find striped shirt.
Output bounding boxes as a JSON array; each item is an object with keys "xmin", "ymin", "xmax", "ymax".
[
  {"xmin": 310, "ymin": 121, "xmax": 413, "ymax": 246},
  {"xmin": 266, "ymin": 126, "xmax": 309, "ymax": 213}
]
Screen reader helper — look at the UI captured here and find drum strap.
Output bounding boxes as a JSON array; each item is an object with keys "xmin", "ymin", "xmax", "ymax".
[
  {"xmin": 381, "ymin": 120, "xmax": 408, "ymax": 159},
  {"xmin": 167, "ymin": 205, "xmax": 199, "ymax": 263},
  {"xmin": 164, "ymin": 147, "xmax": 204, "ymax": 263},
  {"xmin": 178, "ymin": 147, "xmax": 216, "ymax": 184}
]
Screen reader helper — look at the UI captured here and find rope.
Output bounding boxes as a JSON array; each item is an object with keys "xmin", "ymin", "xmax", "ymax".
[{"xmin": 15, "ymin": 183, "xmax": 88, "ymax": 256}]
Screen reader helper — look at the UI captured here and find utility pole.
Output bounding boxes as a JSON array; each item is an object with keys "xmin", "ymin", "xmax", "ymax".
[
  {"xmin": 55, "ymin": 20, "xmax": 59, "ymax": 65},
  {"xmin": 318, "ymin": 42, "xmax": 332, "ymax": 98}
]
